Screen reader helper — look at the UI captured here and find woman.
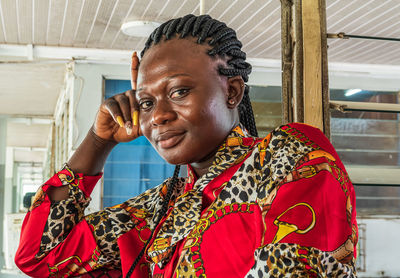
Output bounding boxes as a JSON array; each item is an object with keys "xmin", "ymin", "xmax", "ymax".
[{"xmin": 15, "ymin": 14, "xmax": 357, "ymax": 277}]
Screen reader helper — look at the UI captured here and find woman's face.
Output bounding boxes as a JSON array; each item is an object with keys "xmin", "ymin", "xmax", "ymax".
[{"xmin": 136, "ymin": 37, "xmax": 241, "ymax": 166}]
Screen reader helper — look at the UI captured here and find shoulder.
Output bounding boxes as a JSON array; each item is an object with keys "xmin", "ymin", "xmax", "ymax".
[
  {"xmin": 256, "ymin": 122, "xmax": 325, "ymax": 167},
  {"xmin": 254, "ymin": 123, "xmax": 344, "ymax": 198},
  {"xmin": 263, "ymin": 123, "xmax": 337, "ymax": 157},
  {"xmin": 272, "ymin": 123, "xmax": 344, "ymax": 169}
]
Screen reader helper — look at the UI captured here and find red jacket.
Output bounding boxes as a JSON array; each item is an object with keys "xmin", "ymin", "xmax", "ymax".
[{"xmin": 15, "ymin": 123, "xmax": 358, "ymax": 277}]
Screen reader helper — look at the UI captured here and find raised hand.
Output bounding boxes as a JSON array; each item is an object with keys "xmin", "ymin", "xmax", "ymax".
[{"xmin": 92, "ymin": 52, "xmax": 141, "ymax": 143}]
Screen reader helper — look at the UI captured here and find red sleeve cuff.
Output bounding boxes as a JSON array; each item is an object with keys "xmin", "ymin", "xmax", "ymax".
[{"xmin": 43, "ymin": 167, "xmax": 103, "ymax": 198}]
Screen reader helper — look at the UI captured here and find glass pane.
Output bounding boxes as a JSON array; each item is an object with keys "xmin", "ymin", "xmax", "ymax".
[
  {"xmin": 331, "ymin": 111, "xmax": 400, "ymax": 167},
  {"xmin": 249, "ymin": 85, "xmax": 282, "ymax": 137},
  {"xmin": 355, "ymin": 185, "xmax": 400, "ymax": 215},
  {"xmin": 331, "ymin": 89, "xmax": 399, "ymax": 104}
]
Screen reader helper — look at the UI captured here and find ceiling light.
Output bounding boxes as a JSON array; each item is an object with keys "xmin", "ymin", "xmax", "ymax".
[
  {"xmin": 121, "ymin": 21, "xmax": 161, "ymax": 37},
  {"xmin": 345, "ymin": 88, "xmax": 362, "ymax": 97}
]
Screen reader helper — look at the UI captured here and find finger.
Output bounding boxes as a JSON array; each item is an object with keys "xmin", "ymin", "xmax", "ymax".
[
  {"xmin": 125, "ymin": 90, "xmax": 139, "ymax": 126},
  {"xmin": 104, "ymin": 98, "xmax": 125, "ymax": 128},
  {"xmin": 114, "ymin": 94, "xmax": 133, "ymax": 135},
  {"xmin": 131, "ymin": 51, "xmax": 139, "ymax": 90}
]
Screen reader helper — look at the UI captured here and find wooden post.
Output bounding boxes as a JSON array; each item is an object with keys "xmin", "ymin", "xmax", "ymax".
[
  {"xmin": 280, "ymin": 0, "xmax": 330, "ymax": 137},
  {"xmin": 280, "ymin": 0, "xmax": 294, "ymax": 124}
]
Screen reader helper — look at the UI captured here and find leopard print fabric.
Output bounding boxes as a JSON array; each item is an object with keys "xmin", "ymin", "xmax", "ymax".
[
  {"xmin": 36, "ymin": 170, "xmax": 90, "ymax": 260},
  {"xmin": 37, "ymin": 165, "xmax": 186, "ymax": 268},
  {"xmin": 85, "ymin": 178, "xmax": 186, "ymax": 267},
  {"xmin": 245, "ymin": 243, "xmax": 356, "ymax": 278}
]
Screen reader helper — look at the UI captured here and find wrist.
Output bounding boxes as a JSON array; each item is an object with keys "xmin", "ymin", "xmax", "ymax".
[
  {"xmin": 88, "ymin": 126, "xmax": 118, "ymax": 151},
  {"xmin": 67, "ymin": 127, "xmax": 118, "ymax": 175}
]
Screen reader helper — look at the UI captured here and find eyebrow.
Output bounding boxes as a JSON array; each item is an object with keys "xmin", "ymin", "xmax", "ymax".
[{"xmin": 137, "ymin": 73, "xmax": 192, "ymax": 92}]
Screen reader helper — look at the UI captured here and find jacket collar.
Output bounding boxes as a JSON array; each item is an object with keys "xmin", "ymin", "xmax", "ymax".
[{"xmin": 147, "ymin": 124, "xmax": 257, "ymax": 267}]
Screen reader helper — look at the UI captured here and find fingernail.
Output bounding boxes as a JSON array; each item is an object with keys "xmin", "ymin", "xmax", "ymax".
[
  {"xmin": 132, "ymin": 111, "xmax": 139, "ymax": 126},
  {"xmin": 132, "ymin": 51, "xmax": 137, "ymax": 58},
  {"xmin": 125, "ymin": 122, "xmax": 132, "ymax": 135},
  {"xmin": 116, "ymin": 116, "xmax": 124, "ymax": 128}
]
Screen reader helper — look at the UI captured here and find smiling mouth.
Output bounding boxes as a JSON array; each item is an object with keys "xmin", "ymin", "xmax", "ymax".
[{"xmin": 156, "ymin": 131, "xmax": 186, "ymax": 149}]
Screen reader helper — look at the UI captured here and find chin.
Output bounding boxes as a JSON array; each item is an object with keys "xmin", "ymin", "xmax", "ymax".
[{"xmin": 157, "ymin": 150, "xmax": 189, "ymax": 166}]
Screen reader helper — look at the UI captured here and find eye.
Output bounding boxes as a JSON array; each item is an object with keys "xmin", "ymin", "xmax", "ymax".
[
  {"xmin": 170, "ymin": 88, "xmax": 190, "ymax": 99},
  {"xmin": 139, "ymin": 100, "xmax": 153, "ymax": 110}
]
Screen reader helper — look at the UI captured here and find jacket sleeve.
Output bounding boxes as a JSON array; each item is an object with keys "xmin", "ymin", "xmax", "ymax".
[
  {"xmin": 14, "ymin": 165, "xmax": 159, "ymax": 277},
  {"xmin": 249, "ymin": 123, "xmax": 358, "ymax": 277}
]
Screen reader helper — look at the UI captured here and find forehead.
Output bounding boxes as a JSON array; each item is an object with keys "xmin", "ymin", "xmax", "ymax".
[{"xmin": 138, "ymin": 38, "xmax": 224, "ymax": 84}]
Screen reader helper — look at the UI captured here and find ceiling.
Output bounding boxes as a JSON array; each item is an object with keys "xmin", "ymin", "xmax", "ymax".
[
  {"xmin": 0, "ymin": 63, "xmax": 65, "ymax": 116},
  {"xmin": 0, "ymin": 0, "xmax": 399, "ymax": 63},
  {"xmin": 0, "ymin": 0, "xmax": 399, "ymax": 165}
]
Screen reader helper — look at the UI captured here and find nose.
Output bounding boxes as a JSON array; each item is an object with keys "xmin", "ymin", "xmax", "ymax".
[{"xmin": 151, "ymin": 100, "xmax": 176, "ymax": 126}]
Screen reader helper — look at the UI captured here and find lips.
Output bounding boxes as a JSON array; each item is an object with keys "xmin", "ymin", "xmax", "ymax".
[{"xmin": 155, "ymin": 130, "xmax": 186, "ymax": 149}]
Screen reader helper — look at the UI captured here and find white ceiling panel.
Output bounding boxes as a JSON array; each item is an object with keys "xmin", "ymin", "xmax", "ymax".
[
  {"xmin": 0, "ymin": 62, "xmax": 65, "ymax": 116},
  {"xmin": 0, "ymin": 0, "xmax": 398, "ymax": 64},
  {"xmin": 33, "ymin": 0, "xmax": 49, "ymax": 44},
  {"xmin": 17, "ymin": 0, "xmax": 33, "ymax": 44},
  {"xmin": 7, "ymin": 122, "xmax": 50, "ymax": 148},
  {"xmin": 14, "ymin": 148, "xmax": 45, "ymax": 163},
  {"xmin": 1, "ymin": 0, "xmax": 18, "ymax": 43}
]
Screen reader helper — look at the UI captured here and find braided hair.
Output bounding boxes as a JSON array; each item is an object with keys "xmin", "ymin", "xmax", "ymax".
[{"xmin": 126, "ymin": 14, "xmax": 258, "ymax": 277}]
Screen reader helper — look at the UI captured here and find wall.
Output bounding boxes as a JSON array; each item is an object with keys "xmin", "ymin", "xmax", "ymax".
[{"xmin": 357, "ymin": 216, "xmax": 400, "ymax": 277}]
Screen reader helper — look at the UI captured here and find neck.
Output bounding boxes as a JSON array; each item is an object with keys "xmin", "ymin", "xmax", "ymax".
[
  {"xmin": 190, "ymin": 150, "xmax": 217, "ymax": 177},
  {"xmin": 190, "ymin": 121, "xmax": 240, "ymax": 177}
]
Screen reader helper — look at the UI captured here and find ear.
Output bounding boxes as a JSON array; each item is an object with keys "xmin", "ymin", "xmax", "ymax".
[{"xmin": 226, "ymin": 75, "xmax": 245, "ymax": 109}]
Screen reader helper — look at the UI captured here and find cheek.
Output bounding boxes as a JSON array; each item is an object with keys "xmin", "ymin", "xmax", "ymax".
[
  {"xmin": 139, "ymin": 114, "xmax": 152, "ymax": 139},
  {"xmin": 187, "ymin": 102, "xmax": 217, "ymax": 128},
  {"xmin": 202, "ymin": 96, "xmax": 229, "ymax": 124},
  {"xmin": 200, "ymin": 95, "xmax": 223, "ymax": 115}
]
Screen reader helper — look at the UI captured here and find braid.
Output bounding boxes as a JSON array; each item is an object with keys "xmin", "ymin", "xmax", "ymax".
[
  {"xmin": 166, "ymin": 19, "xmax": 181, "ymax": 39},
  {"xmin": 181, "ymin": 16, "xmax": 197, "ymax": 38},
  {"xmin": 239, "ymin": 86, "xmax": 258, "ymax": 137},
  {"xmin": 209, "ymin": 28, "xmax": 236, "ymax": 45},
  {"xmin": 192, "ymin": 15, "xmax": 209, "ymax": 37},
  {"xmin": 125, "ymin": 165, "xmax": 180, "ymax": 278}
]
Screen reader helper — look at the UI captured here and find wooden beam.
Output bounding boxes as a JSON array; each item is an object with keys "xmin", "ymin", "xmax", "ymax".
[
  {"xmin": 280, "ymin": 0, "xmax": 294, "ymax": 124},
  {"xmin": 302, "ymin": 0, "xmax": 323, "ymax": 130},
  {"xmin": 320, "ymin": 0, "xmax": 330, "ymax": 137},
  {"xmin": 280, "ymin": 0, "xmax": 330, "ymax": 137},
  {"xmin": 293, "ymin": 0, "xmax": 304, "ymax": 123}
]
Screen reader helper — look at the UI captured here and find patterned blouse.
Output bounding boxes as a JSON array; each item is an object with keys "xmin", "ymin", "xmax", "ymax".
[{"xmin": 15, "ymin": 123, "xmax": 358, "ymax": 277}]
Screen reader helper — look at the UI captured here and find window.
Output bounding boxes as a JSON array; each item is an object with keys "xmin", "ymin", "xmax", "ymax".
[
  {"xmin": 102, "ymin": 80, "xmax": 175, "ymax": 207},
  {"xmin": 249, "ymin": 85, "xmax": 282, "ymax": 137},
  {"xmin": 330, "ymin": 89, "xmax": 400, "ymax": 215}
]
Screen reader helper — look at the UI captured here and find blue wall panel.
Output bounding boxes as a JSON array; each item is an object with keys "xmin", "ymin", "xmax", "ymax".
[{"xmin": 103, "ymin": 80, "xmax": 175, "ymax": 208}]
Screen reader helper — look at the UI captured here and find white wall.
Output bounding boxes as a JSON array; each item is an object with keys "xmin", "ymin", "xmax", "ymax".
[
  {"xmin": 73, "ymin": 63, "xmax": 131, "ymax": 149},
  {"xmin": 357, "ymin": 217, "xmax": 400, "ymax": 277}
]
